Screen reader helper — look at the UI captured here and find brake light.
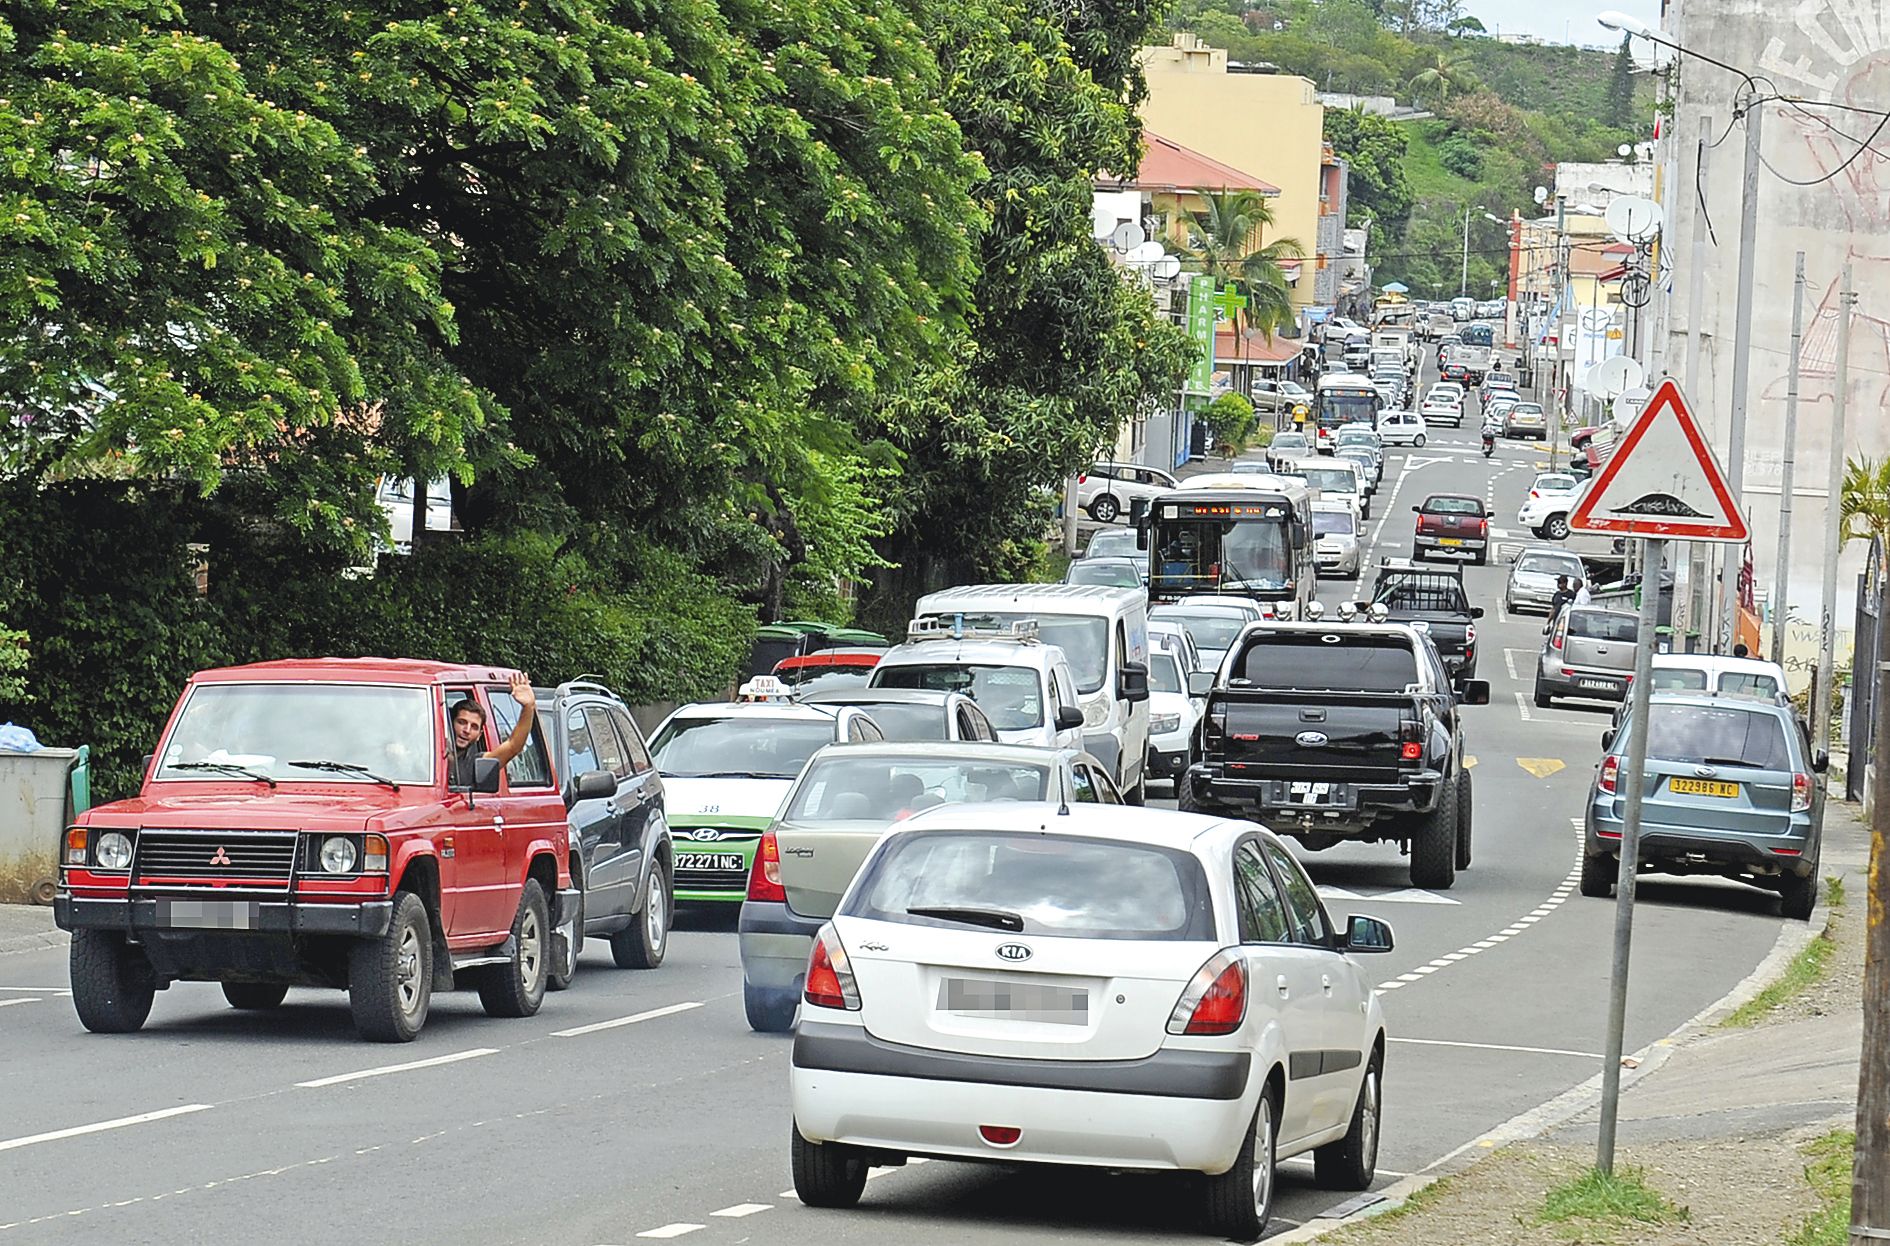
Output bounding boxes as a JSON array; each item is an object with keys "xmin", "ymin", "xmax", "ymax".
[
  {"xmin": 1465, "ymin": 624, "xmax": 1477, "ymax": 648},
  {"xmin": 1077, "ymin": 473, "xmax": 1087, "ymax": 484},
  {"xmin": 1598, "ymin": 755, "xmax": 1619, "ymax": 794},
  {"xmin": 1791, "ymin": 772, "xmax": 1812, "ymax": 813},
  {"xmin": 1400, "ymin": 741, "xmax": 1423, "ymax": 760},
  {"xmin": 1529, "ymin": 489, "xmax": 1541, "ymax": 499},
  {"xmin": 747, "ymin": 830, "xmax": 786, "ymax": 903},
  {"xmin": 1167, "ymin": 950, "xmax": 1247, "ymax": 1035},
  {"xmin": 1551, "ymin": 626, "xmax": 1564, "ymax": 651},
  {"xmin": 804, "ymin": 923, "xmax": 861, "ymax": 1011}
]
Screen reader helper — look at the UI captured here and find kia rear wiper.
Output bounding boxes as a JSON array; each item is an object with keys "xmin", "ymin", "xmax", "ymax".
[
  {"xmin": 170, "ymin": 760, "xmax": 277, "ymax": 787},
  {"xmin": 289, "ymin": 760, "xmax": 401, "ymax": 791},
  {"xmin": 906, "ymin": 905, "xmax": 1025, "ymax": 932}
]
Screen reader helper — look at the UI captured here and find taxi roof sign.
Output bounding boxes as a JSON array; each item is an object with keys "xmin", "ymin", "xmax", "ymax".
[{"xmin": 1568, "ymin": 378, "xmax": 1749, "ymax": 543}]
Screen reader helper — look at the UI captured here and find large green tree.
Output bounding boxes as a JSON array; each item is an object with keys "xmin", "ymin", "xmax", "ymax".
[{"xmin": 1324, "ymin": 107, "xmax": 1415, "ymax": 235}]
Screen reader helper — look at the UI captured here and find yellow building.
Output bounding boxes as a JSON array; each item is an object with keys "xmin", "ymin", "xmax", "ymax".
[{"xmin": 1137, "ymin": 35, "xmax": 1328, "ymax": 314}]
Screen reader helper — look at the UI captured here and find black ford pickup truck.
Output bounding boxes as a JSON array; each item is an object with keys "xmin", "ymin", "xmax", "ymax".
[
  {"xmin": 1366, "ymin": 559, "xmax": 1481, "ymax": 683},
  {"xmin": 1180, "ymin": 621, "xmax": 1487, "ymax": 889}
]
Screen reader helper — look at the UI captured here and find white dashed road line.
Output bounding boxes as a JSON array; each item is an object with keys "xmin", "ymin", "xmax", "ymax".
[
  {"xmin": 295, "ymin": 1048, "xmax": 498, "ymax": 1089},
  {"xmin": 636, "ymin": 1224, "xmax": 704, "ymax": 1239},
  {"xmin": 1389, "ymin": 1037, "xmax": 1602, "ymax": 1060},
  {"xmin": 710, "ymin": 1203, "xmax": 773, "ymax": 1218},
  {"xmin": 0, "ymin": 1104, "xmax": 215, "ymax": 1154},
  {"xmin": 0, "ymin": 997, "xmax": 39, "ymax": 1008},
  {"xmin": 552, "ymin": 1000, "xmax": 704, "ymax": 1038}
]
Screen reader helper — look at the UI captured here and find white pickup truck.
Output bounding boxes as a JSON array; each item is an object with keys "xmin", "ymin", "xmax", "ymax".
[{"xmin": 1443, "ymin": 342, "xmax": 1492, "ymax": 380}]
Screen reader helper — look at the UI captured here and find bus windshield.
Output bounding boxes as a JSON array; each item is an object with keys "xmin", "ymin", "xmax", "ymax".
[
  {"xmin": 1316, "ymin": 386, "xmax": 1378, "ymax": 431},
  {"xmin": 1148, "ymin": 517, "xmax": 1292, "ymax": 597}
]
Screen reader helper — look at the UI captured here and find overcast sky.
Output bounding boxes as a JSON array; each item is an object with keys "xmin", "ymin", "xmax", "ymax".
[{"xmin": 1466, "ymin": 0, "xmax": 1661, "ymax": 47}]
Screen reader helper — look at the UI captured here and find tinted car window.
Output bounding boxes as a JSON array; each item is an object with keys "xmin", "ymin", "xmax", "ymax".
[
  {"xmin": 566, "ymin": 709, "xmax": 601, "ymax": 777},
  {"xmin": 1070, "ymin": 765, "xmax": 1097, "ymax": 803},
  {"xmin": 1651, "ymin": 667, "xmax": 1710, "ymax": 691},
  {"xmin": 1421, "ymin": 496, "xmax": 1484, "ymax": 516},
  {"xmin": 1642, "ymin": 704, "xmax": 1793, "ymax": 770},
  {"xmin": 1262, "ymin": 840, "xmax": 1331, "ymax": 945},
  {"xmin": 489, "ymin": 689, "xmax": 554, "ymax": 787},
  {"xmin": 874, "ymin": 663, "xmax": 1044, "ymax": 730},
  {"xmin": 583, "ymin": 706, "xmax": 631, "ymax": 778},
  {"xmin": 1236, "ymin": 635, "xmax": 1419, "ymax": 693},
  {"xmin": 850, "ymin": 831, "xmax": 1216, "ymax": 941},
  {"xmin": 611, "ymin": 708, "xmax": 653, "ymax": 772},
  {"xmin": 1234, "ymin": 843, "xmax": 1291, "ymax": 942},
  {"xmin": 786, "ymin": 757, "xmax": 1051, "ymax": 821},
  {"xmin": 1568, "ymin": 611, "xmax": 1637, "ymax": 642}
]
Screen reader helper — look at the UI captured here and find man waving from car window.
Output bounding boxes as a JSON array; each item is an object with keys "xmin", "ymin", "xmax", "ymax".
[{"xmin": 448, "ymin": 673, "xmax": 537, "ymax": 788}]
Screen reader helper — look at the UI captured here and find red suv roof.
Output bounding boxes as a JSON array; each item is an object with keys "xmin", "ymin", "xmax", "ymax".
[{"xmin": 191, "ymin": 658, "xmax": 524, "ymax": 685}]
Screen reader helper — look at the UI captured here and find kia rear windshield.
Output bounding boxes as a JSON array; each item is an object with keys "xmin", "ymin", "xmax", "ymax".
[
  {"xmin": 1568, "ymin": 612, "xmax": 1637, "ymax": 642},
  {"xmin": 847, "ymin": 831, "xmax": 1215, "ymax": 941},
  {"xmin": 1233, "ymin": 636, "xmax": 1418, "ymax": 692},
  {"xmin": 1643, "ymin": 705, "xmax": 1792, "ymax": 771}
]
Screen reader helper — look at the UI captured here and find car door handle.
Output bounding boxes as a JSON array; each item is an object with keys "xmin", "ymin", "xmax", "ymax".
[
  {"xmin": 1276, "ymin": 975, "xmax": 1290, "ymax": 999},
  {"xmin": 1321, "ymin": 973, "xmax": 1333, "ymax": 995},
  {"xmin": 492, "ymin": 816, "xmax": 505, "ymax": 829}
]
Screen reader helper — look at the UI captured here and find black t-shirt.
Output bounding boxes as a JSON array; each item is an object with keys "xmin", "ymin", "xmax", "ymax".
[{"xmin": 450, "ymin": 741, "xmax": 483, "ymax": 788}]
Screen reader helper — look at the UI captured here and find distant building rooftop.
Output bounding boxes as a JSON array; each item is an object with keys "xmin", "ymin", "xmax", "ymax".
[{"xmin": 1102, "ymin": 131, "xmax": 1281, "ymax": 196}]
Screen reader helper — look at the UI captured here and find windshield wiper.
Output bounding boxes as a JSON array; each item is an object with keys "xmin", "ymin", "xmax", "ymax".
[
  {"xmin": 288, "ymin": 760, "xmax": 401, "ymax": 790},
  {"xmin": 169, "ymin": 761, "xmax": 277, "ymax": 787},
  {"xmin": 906, "ymin": 905, "xmax": 1025, "ymax": 932},
  {"xmin": 1694, "ymin": 757, "xmax": 1758, "ymax": 770},
  {"xmin": 672, "ymin": 770, "xmax": 776, "ymax": 779}
]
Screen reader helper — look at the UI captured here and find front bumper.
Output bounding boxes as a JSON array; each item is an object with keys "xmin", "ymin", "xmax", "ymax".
[
  {"xmin": 55, "ymin": 894, "xmax": 394, "ymax": 938},
  {"xmin": 791, "ymin": 1020, "xmax": 1256, "ymax": 1174},
  {"xmin": 669, "ymin": 827, "xmax": 761, "ymax": 903},
  {"xmin": 1186, "ymin": 764, "xmax": 1443, "ymax": 825},
  {"xmin": 1587, "ymin": 807, "xmax": 1815, "ymax": 877},
  {"xmin": 1146, "ymin": 740, "xmax": 1191, "ymax": 780},
  {"xmin": 738, "ymin": 899, "xmax": 819, "ymax": 992}
]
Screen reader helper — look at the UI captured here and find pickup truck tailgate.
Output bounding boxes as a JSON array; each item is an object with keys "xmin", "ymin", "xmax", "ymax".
[{"xmin": 1214, "ymin": 691, "xmax": 1409, "ymax": 783}]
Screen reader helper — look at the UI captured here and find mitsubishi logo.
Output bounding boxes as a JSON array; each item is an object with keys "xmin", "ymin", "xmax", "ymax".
[{"xmin": 208, "ymin": 846, "xmax": 232, "ymax": 867}]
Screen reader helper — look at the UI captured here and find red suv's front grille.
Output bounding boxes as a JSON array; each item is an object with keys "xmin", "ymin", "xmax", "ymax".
[{"xmin": 134, "ymin": 830, "xmax": 298, "ymax": 889}]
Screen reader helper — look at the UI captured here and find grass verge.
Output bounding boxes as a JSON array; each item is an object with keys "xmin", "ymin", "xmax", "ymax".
[
  {"xmin": 1788, "ymin": 1129, "xmax": 1855, "ymax": 1246},
  {"xmin": 1537, "ymin": 1166, "xmax": 1689, "ymax": 1235},
  {"xmin": 1339, "ymin": 1172, "xmax": 1458, "ymax": 1232},
  {"xmin": 1722, "ymin": 875, "xmax": 1844, "ymax": 1028}
]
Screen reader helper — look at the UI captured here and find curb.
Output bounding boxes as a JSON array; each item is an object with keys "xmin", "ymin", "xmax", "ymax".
[{"xmin": 1268, "ymin": 889, "xmax": 1830, "ymax": 1243}]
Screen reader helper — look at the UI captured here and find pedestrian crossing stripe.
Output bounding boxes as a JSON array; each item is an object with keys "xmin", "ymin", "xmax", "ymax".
[{"xmin": 1317, "ymin": 886, "xmax": 1461, "ymax": 906}]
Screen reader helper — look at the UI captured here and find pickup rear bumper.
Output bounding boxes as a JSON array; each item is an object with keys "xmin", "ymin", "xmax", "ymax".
[{"xmin": 1187, "ymin": 764, "xmax": 1445, "ymax": 826}]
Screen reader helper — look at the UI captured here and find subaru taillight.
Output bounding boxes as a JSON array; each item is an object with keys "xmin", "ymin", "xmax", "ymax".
[
  {"xmin": 1791, "ymin": 772, "xmax": 1812, "ymax": 813},
  {"xmin": 747, "ymin": 830, "xmax": 786, "ymax": 903},
  {"xmin": 1598, "ymin": 755, "xmax": 1619, "ymax": 794},
  {"xmin": 1167, "ymin": 950, "xmax": 1247, "ymax": 1035},
  {"xmin": 804, "ymin": 923, "xmax": 861, "ymax": 1011}
]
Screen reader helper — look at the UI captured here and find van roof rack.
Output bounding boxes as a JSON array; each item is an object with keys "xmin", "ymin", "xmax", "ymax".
[{"xmin": 907, "ymin": 615, "xmax": 1041, "ymax": 644}]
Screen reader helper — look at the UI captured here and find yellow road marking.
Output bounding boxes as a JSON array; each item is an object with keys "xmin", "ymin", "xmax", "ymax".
[
  {"xmin": 1517, "ymin": 757, "xmax": 1566, "ymax": 779},
  {"xmin": 1464, "ymin": 755, "xmax": 1478, "ymax": 769}
]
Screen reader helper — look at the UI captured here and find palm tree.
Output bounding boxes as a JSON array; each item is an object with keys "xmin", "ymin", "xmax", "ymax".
[
  {"xmin": 1407, "ymin": 51, "xmax": 1480, "ymax": 108},
  {"xmin": 1181, "ymin": 189, "xmax": 1306, "ymax": 344},
  {"xmin": 1840, "ymin": 455, "xmax": 1890, "ymax": 549}
]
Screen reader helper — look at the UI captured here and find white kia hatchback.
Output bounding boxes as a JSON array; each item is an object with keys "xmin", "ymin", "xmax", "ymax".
[{"xmin": 787, "ymin": 804, "xmax": 1393, "ymax": 1239}]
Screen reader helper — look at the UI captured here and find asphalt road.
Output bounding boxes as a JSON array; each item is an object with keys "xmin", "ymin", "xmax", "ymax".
[{"xmin": 0, "ymin": 347, "xmax": 1794, "ymax": 1245}]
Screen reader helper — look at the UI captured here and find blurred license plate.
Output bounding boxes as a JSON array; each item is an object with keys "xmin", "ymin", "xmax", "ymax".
[
  {"xmin": 164, "ymin": 900, "xmax": 256, "ymax": 930},
  {"xmin": 940, "ymin": 978, "xmax": 1088, "ymax": 1025},
  {"xmin": 1669, "ymin": 778, "xmax": 1740, "ymax": 798},
  {"xmin": 1579, "ymin": 679, "xmax": 1620, "ymax": 692},
  {"xmin": 1439, "ymin": 537, "xmax": 1462, "ymax": 546},
  {"xmin": 676, "ymin": 852, "xmax": 745, "ymax": 871}
]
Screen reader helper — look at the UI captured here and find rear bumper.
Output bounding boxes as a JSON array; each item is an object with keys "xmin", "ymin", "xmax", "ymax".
[
  {"xmin": 1187, "ymin": 765, "xmax": 1442, "ymax": 825},
  {"xmin": 1587, "ymin": 807, "xmax": 1815, "ymax": 876},
  {"xmin": 738, "ymin": 900, "xmax": 819, "ymax": 992},
  {"xmin": 55, "ymin": 895, "xmax": 393, "ymax": 938},
  {"xmin": 1537, "ymin": 669, "xmax": 1630, "ymax": 702},
  {"xmin": 1413, "ymin": 533, "xmax": 1486, "ymax": 551}
]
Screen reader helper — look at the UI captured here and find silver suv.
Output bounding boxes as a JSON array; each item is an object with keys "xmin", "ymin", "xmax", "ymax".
[{"xmin": 1582, "ymin": 693, "xmax": 1826, "ymax": 919}]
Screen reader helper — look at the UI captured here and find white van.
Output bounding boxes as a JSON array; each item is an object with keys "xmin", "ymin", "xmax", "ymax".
[
  {"xmin": 913, "ymin": 584, "xmax": 1153, "ymax": 802},
  {"xmin": 868, "ymin": 619, "xmax": 1084, "ymax": 752}
]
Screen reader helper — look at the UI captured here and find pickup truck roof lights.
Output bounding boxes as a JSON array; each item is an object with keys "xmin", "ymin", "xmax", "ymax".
[{"xmin": 907, "ymin": 616, "xmax": 1041, "ymax": 644}]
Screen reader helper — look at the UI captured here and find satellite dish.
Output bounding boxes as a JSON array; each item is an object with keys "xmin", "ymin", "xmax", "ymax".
[
  {"xmin": 1612, "ymin": 385, "xmax": 1652, "ymax": 426},
  {"xmin": 1534, "ymin": 186, "xmax": 1550, "ymax": 206},
  {"xmin": 1154, "ymin": 256, "xmax": 1183, "ymax": 280},
  {"xmin": 1091, "ymin": 204, "xmax": 1116, "ymax": 241},
  {"xmin": 1108, "ymin": 222, "xmax": 1144, "ymax": 252},
  {"xmin": 1605, "ymin": 196, "xmax": 1663, "ymax": 243},
  {"xmin": 1591, "ymin": 354, "xmax": 1646, "ymax": 399},
  {"xmin": 1128, "ymin": 240, "xmax": 1166, "ymax": 264}
]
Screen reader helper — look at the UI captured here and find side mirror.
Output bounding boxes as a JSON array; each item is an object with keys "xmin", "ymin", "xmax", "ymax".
[
  {"xmin": 454, "ymin": 755, "xmax": 502, "ymax": 795},
  {"xmin": 1411, "ymin": 505, "xmax": 1422, "ymax": 513},
  {"xmin": 572, "ymin": 768, "xmax": 617, "ymax": 803},
  {"xmin": 1470, "ymin": 606, "xmax": 1485, "ymax": 619},
  {"xmin": 1136, "ymin": 524, "xmax": 1149, "ymax": 552},
  {"xmin": 1130, "ymin": 498, "xmax": 1149, "ymax": 524},
  {"xmin": 1055, "ymin": 705, "xmax": 1085, "ymax": 732},
  {"xmin": 1458, "ymin": 679, "xmax": 1491, "ymax": 706},
  {"xmin": 1117, "ymin": 662, "xmax": 1150, "ymax": 703},
  {"xmin": 141, "ymin": 754, "xmax": 154, "ymax": 777},
  {"xmin": 1187, "ymin": 670, "xmax": 1215, "ymax": 698},
  {"xmin": 1344, "ymin": 915, "xmax": 1395, "ymax": 953},
  {"xmin": 1601, "ymin": 728, "xmax": 1616, "ymax": 751},
  {"xmin": 1812, "ymin": 749, "xmax": 1830, "ymax": 775}
]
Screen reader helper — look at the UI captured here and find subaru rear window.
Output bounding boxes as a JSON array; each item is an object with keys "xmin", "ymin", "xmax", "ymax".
[
  {"xmin": 847, "ymin": 831, "xmax": 1215, "ymax": 941},
  {"xmin": 1568, "ymin": 612, "xmax": 1637, "ymax": 642},
  {"xmin": 1643, "ymin": 705, "xmax": 1793, "ymax": 771},
  {"xmin": 1234, "ymin": 635, "xmax": 1419, "ymax": 693}
]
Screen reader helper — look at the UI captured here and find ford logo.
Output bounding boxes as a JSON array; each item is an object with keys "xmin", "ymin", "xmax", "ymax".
[
  {"xmin": 1295, "ymin": 731, "xmax": 1330, "ymax": 748},
  {"xmin": 682, "ymin": 828, "xmax": 723, "ymax": 842},
  {"xmin": 995, "ymin": 943, "xmax": 1033, "ymax": 962}
]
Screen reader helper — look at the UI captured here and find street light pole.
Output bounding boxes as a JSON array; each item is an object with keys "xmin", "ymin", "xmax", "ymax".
[
  {"xmin": 1770, "ymin": 252, "xmax": 1804, "ymax": 668},
  {"xmin": 1459, "ymin": 204, "xmax": 1486, "ymax": 298},
  {"xmin": 1716, "ymin": 99, "xmax": 1764, "ymax": 655},
  {"xmin": 1812, "ymin": 265, "xmax": 1853, "ymax": 758},
  {"xmin": 1680, "ymin": 115, "xmax": 1712, "ymax": 650}
]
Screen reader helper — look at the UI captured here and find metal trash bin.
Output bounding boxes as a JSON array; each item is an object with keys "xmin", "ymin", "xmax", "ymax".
[{"xmin": 0, "ymin": 746, "xmax": 87, "ymax": 905}]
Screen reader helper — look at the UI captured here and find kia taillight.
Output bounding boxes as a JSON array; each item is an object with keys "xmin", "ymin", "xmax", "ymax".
[
  {"xmin": 747, "ymin": 830, "xmax": 786, "ymax": 903},
  {"xmin": 1167, "ymin": 950, "xmax": 1247, "ymax": 1035},
  {"xmin": 804, "ymin": 923, "xmax": 861, "ymax": 1011},
  {"xmin": 1551, "ymin": 625, "xmax": 1565, "ymax": 651},
  {"xmin": 1791, "ymin": 772, "xmax": 1812, "ymax": 813},
  {"xmin": 1598, "ymin": 755, "xmax": 1619, "ymax": 794}
]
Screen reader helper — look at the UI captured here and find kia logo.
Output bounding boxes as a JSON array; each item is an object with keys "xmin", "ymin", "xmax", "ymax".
[
  {"xmin": 209, "ymin": 846, "xmax": 232, "ymax": 866},
  {"xmin": 995, "ymin": 943, "xmax": 1033, "ymax": 962},
  {"xmin": 1295, "ymin": 731, "xmax": 1329, "ymax": 748},
  {"xmin": 684, "ymin": 828, "xmax": 722, "ymax": 842}
]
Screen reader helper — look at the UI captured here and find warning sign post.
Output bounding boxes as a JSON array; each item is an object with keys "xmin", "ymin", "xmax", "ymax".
[{"xmin": 1581, "ymin": 378, "xmax": 1750, "ymax": 1177}]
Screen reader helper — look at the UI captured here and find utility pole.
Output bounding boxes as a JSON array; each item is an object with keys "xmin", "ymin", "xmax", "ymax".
[
  {"xmin": 1716, "ymin": 100, "xmax": 1765, "ymax": 655},
  {"xmin": 1549, "ymin": 194, "xmax": 1569, "ymax": 471},
  {"xmin": 1063, "ymin": 474, "xmax": 1080, "ymax": 558},
  {"xmin": 1680, "ymin": 115, "xmax": 1713, "ymax": 651},
  {"xmin": 1813, "ymin": 266, "xmax": 1853, "ymax": 758},
  {"xmin": 1771, "ymin": 253, "xmax": 1804, "ymax": 668},
  {"xmin": 1856, "ymin": 548, "xmax": 1890, "ymax": 1243},
  {"xmin": 409, "ymin": 476, "xmax": 427, "ymax": 554}
]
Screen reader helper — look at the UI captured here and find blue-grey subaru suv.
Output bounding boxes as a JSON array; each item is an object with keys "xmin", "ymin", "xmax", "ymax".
[{"xmin": 1581, "ymin": 692, "xmax": 1826, "ymax": 920}]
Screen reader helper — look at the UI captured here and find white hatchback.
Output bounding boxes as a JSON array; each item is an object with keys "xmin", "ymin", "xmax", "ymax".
[
  {"xmin": 1377, "ymin": 409, "xmax": 1428, "ymax": 447},
  {"xmin": 787, "ymin": 804, "xmax": 1393, "ymax": 1239}
]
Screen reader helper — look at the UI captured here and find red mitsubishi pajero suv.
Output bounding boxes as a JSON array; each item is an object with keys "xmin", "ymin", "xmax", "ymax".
[{"xmin": 55, "ymin": 659, "xmax": 578, "ymax": 1042}]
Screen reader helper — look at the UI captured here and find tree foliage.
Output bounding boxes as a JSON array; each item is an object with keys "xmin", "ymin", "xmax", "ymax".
[
  {"xmin": 1606, "ymin": 35, "xmax": 1636, "ymax": 129},
  {"xmin": 1324, "ymin": 107, "xmax": 1413, "ymax": 234}
]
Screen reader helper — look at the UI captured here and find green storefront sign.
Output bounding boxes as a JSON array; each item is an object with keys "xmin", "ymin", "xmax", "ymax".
[{"xmin": 1185, "ymin": 273, "xmax": 1216, "ymax": 394}]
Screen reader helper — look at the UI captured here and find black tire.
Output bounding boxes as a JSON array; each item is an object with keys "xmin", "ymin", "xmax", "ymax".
[
  {"xmin": 349, "ymin": 890, "xmax": 433, "ymax": 1042},
  {"xmin": 549, "ymin": 877, "xmax": 583, "ymax": 991},
  {"xmin": 1779, "ymin": 869, "xmax": 1818, "ymax": 921},
  {"xmin": 1545, "ymin": 515, "xmax": 1570, "ymax": 541},
  {"xmin": 791, "ymin": 1122, "xmax": 868, "ymax": 1208},
  {"xmin": 1088, "ymin": 495, "xmax": 1120, "ymax": 523},
  {"xmin": 1412, "ymin": 548, "xmax": 1426, "ymax": 562},
  {"xmin": 1533, "ymin": 681, "xmax": 1553, "ymax": 709},
  {"xmin": 69, "ymin": 929, "xmax": 157, "ymax": 1034},
  {"xmin": 1412, "ymin": 434, "xmax": 1426, "ymax": 447},
  {"xmin": 1408, "ymin": 774, "xmax": 1458, "ymax": 890},
  {"xmin": 1177, "ymin": 770, "xmax": 1206, "ymax": 814},
  {"xmin": 1580, "ymin": 851, "xmax": 1615, "ymax": 898},
  {"xmin": 1314, "ymin": 1054, "xmax": 1382, "ymax": 1190},
  {"xmin": 745, "ymin": 980, "xmax": 798, "ymax": 1033},
  {"xmin": 1456, "ymin": 770, "xmax": 1474, "ymax": 871},
  {"xmin": 1203, "ymin": 1089, "xmax": 1276, "ymax": 1239},
  {"xmin": 477, "ymin": 878, "xmax": 550, "ymax": 1019},
  {"xmin": 611, "ymin": 863, "xmax": 671, "ymax": 969},
  {"xmin": 222, "ymin": 981, "xmax": 289, "ymax": 1010}
]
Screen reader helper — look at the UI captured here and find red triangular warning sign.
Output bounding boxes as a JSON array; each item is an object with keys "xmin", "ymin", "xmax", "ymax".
[{"xmin": 1569, "ymin": 378, "xmax": 1749, "ymax": 542}]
